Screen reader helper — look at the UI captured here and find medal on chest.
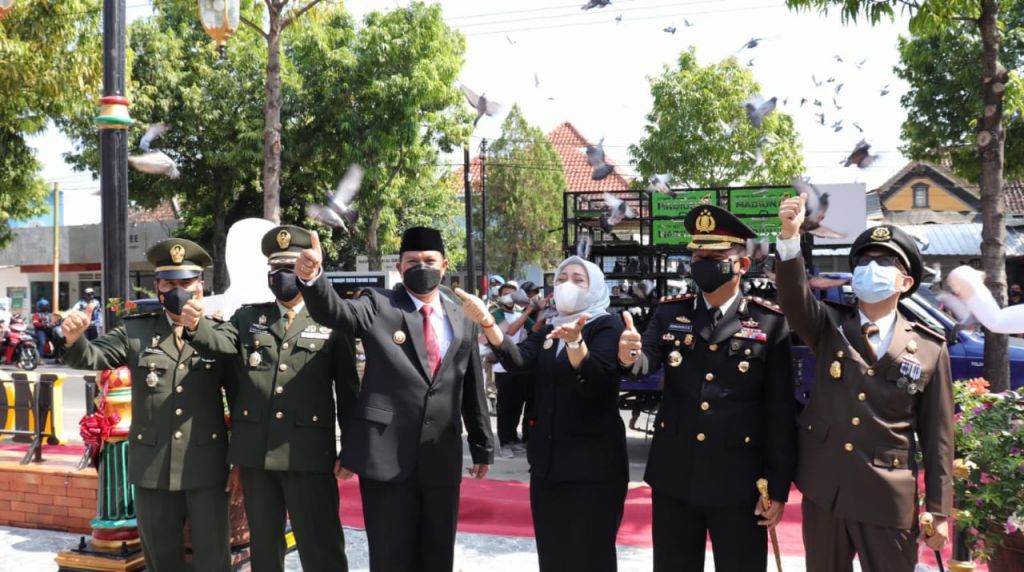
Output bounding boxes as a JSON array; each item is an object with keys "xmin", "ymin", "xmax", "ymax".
[
  {"xmin": 667, "ymin": 350, "xmax": 682, "ymax": 367},
  {"xmin": 145, "ymin": 364, "xmax": 159, "ymax": 387},
  {"xmin": 249, "ymin": 350, "xmax": 262, "ymax": 368},
  {"xmin": 898, "ymin": 356, "xmax": 922, "ymax": 394}
]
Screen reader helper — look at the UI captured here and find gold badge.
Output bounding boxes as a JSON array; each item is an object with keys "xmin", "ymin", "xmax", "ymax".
[
  {"xmin": 393, "ymin": 330, "xmax": 406, "ymax": 345},
  {"xmin": 684, "ymin": 334, "xmax": 694, "ymax": 347},
  {"xmin": 906, "ymin": 340, "xmax": 918, "ymax": 354},
  {"xmin": 169, "ymin": 244, "xmax": 186, "ymax": 264},
  {"xmin": 675, "ymin": 316, "xmax": 691, "ymax": 324},
  {"xmin": 830, "ymin": 360, "xmax": 842, "ymax": 379},
  {"xmin": 543, "ymin": 339, "xmax": 554, "ymax": 350},
  {"xmin": 731, "ymin": 341, "xmax": 740, "ymax": 352},
  {"xmin": 870, "ymin": 226, "xmax": 892, "ymax": 242},
  {"xmin": 145, "ymin": 370, "xmax": 159, "ymax": 387},
  {"xmin": 249, "ymin": 350, "xmax": 262, "ymax": 368},
  {"xmin": 695, "ymin": 209, "xmax": 716, "ymax": 233},
  {"xmin": 276, "ymin": 229, "xmax": 291, "ymax": 249},
  {"xmin": 738, "ymin": 360, "xmax": 750, "ymax": 373},
  {"xmin": 667, "ymin": 350, "xmax": 683, "ymax": 367}
]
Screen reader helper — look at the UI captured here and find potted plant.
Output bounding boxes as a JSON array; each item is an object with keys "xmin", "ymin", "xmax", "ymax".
[{"xmin": 952, "ymin": 378, "xmax": 1024, "ymax": 571}]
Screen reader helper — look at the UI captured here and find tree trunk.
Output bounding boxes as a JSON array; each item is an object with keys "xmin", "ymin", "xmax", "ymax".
[
  {"xmin": 212, "ymin": 185, "xmax": 229, "ymax": 294},
  {"xmin": 979, "ymin": 0, "xmax": 1009, "ymax": 392},
  {"xmin": 367, "ymin": 209, "xmax": 382, "ymax": 271},
  {"xmin": 262, "ymin": 5, "xmax": 284, "ymax": 224}
]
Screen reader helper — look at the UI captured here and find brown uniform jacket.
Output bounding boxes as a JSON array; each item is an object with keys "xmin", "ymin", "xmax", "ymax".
[{"xmin": 776, "ymin": 256, "xmax": 954, "ymax": 529}]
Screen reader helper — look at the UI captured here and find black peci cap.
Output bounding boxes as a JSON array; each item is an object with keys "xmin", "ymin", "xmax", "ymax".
[{"xmin": 400, "ymin": 227, "xmax": 445, "ymax": 255}]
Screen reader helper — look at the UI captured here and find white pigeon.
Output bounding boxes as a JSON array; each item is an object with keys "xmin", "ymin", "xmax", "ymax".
[
  {"xmin": 460, "ymin": 84, "xmax": 502, "ymax": 126},
  {"xmin": 599, "ymin": 192, "xmax": 637, "ymax": 232},
  {"xmin": 128, "ymin": 123, "xmax": 179, "ymax": 179},
  {"xmin": 743, "ymin": 95, "xmax": 777, "ymax": 129},
  {"xmin": 305, "ymin": 165, "xmax": 363, "ymax": 233}
]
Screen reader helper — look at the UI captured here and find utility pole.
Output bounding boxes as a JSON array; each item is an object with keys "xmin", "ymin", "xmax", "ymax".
[
  {"xmin": 463, "ymin": 146, "xmax": 475, "ymax": 295},
  {"xmin": 52, "ymin": 183, "xmax": 60, "ymax": 310},
  {"xmin": 96, "ymin": 0, "xmax": 131, "ymax": 330},
  {"xmin": 480, "ymin": 138, "xmax": 488, "ymax": 298}
]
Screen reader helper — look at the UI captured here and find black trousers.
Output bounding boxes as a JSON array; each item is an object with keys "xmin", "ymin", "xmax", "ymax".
[
  {"xmin": 530, "ymin": 475, "xmax": 628, "ymax": 572},
  {"xmin": 651, "ymin": 489, "xmax": 767, "ymax": 572},
  {"xmin": 359, "ymin": 476, "xmax": 460, "ymax": 572},
  {"xmin": 802, "ymin": 496, "xmax": 918, "ymax": 572},
  {"xmin": 495, "ymin": 371, "xmax": 530, "ymax": 445},
  {"xmin": 133, "ymin": 485, "xmax": 231, "ymax": 572},
  {"xmin": 240, "ymin": 467, "xmax": 348, "ymax": 572}
]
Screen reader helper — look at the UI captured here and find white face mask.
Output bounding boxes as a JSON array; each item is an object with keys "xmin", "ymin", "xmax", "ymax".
[
  {"xmin": 498, "ymin": 294, "xmax": 514, "ymax": 306},
  {"xmin": 554, "ymin": 282, "xmax": 587, "ymax": 314},
  {"xmin": 852, "ymin": 261, "xmax": 902, "ymax": 303}
]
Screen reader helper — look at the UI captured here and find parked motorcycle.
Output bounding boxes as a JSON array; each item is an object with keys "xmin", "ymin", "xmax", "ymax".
[{"xmin": 0, "ymin": 315, "xmax": 40, "ymax": 370}]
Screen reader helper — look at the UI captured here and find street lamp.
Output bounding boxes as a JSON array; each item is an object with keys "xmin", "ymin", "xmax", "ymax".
[
  {"xmin": 0, "ymin": 0, "xmax": 15, "ymax": 20},
  {"xmin": 198, "ymin": 0, "xmax": 240, "ymax": 47}
]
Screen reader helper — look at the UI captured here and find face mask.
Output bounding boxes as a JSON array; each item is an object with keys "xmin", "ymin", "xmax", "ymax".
[
  {"xmin": 269, "ymin": 268, "xmax": 300, "ymax": 302},
  {"xmin": 554, "ymin": 282, "xmax": 587, "ymax": 314},
  {"xmin": 159, "ymin": 287, "xmax": 193, "ymax": 315},
  {"xmin": 852, "ymin": 262, "xmax": 902, "ymax": 303},
  {"xmin": 489, "ymin": 286, "xmax": 500, "ymax": 297},
  {"xmin": 498, "ymin": 294, "xmax": 514, "ymax": 307},
  {"xmin": 690, "ymin": 258, "xmax": 737, "ymax": 294},
  {"xmin": 404, "ymin": 265, "xmax": 442, "ymax": 295}
]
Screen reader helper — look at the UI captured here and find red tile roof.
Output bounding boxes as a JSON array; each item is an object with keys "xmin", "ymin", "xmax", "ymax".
[
  {"xmin": 1005, "ymin": 180, "xmax": 1024, "ymax": 214},
  {"xmin": 129, "ymin": 200, "xmax": 178, "ymax": 223},
  {"xmin": 452, "ymin": 121, "xmax": 633, "ymax": 194}
]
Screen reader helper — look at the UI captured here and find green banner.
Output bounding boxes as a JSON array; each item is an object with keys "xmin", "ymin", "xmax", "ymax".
[
  {"xmin": 651, "ymin": 190, "xmax": 719, "ymax": 218},
  {"xmin": 728, "ymin": 187, "xmax": 794, "ymax": 216},
  {"xmin": 652, "ymin": 220, "xmax": 692, "ymax": 245},
  {"xmin": 742, "ymin": 217, "xmax": 782, "ymax": 239}
]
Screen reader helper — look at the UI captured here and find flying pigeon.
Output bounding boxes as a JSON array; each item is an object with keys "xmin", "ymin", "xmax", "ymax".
[
  {"xmin": 811, "ymin": 74, "xmax": 822, "ymax": 87},
  {"xmin": 880, "ymin": 84, "xmax": 890, "ymax": 96},
  {"xmin": 738, "ymin": 37, "xmax": 763, "ymax": 52},
  {"xmin": 853, "ymin": 122, "xmax": 864, "ymax": 133},
  {"xmin": 835, "ymin": 83, "xmax": 844, "ymax": 95},
  {"xmin": 842, "ymin": 139, "xmax": 877, "ymax": 168},
  {"xmin": 305, "ymin": 164, "xmax": 363, "ymax": 233},
  {"xmin": 576, "ymin": 229, "xmax": 593, "ymax": 260},
  {"xmin": 599, "ymin": 192, "xmax": 637, "ymax": 232},
  {"xmin": 534, "ymin": 72, "xmax": 540, "ymax": 89},
  {"xmin": 800, "ymin": 97, "xmax": 808, "ymax": 107},
  {"xmin": 833, "ymin": 96, "xmax": 843, "ymax": 110},
  {"xmin": 743, "ymin": 95, "xmax": 777, "ymax": 129},
  {"xmin": 815, "ymin": 112, "xmax": 825, "ymax": 125},
  {"xmin": 792, "ymin": 178, "xmax": 846, "ymax": 239},
  {"xmin": 856, "ymin": 58, "xmax": 867, "ymax": 69},
  {"xmin": 826, "ymin": 76, "xmax": 836, "ymax": 83},
  {"xmin": 746, "ymin": 57, "xmax": 756, "ymax": 68},
  {"xmin": 813, "ymin": 99, "xmax": 823, "ymax": 107},
  {"xmin": 833, "ymin": 55, "xmax": 844, "ymax": 63},
  {"xmin": 580, "ymin": 0, "xmax": 611, "ymax": 10},
  {"xmin": 128, "ymin": 123, "xmax": 179, "ymax": 179},
  {"xmin": 460, "ymin": 84, "xmax": 502, "ymax": 126},
  {"xmin": 615, "ymin": 14, "xmax": 622, "ymax": 23},
  {"xmin": 647, "ymin": 173, "xmax": 676, "ymax": 197},
  {"xmin": 684, "ymin": 18, "xmax": 693, "ymax": 27},
  {"xmin": 585, "ymin": 138, "xmax": 615, "ymax": 180},
  {"xmin": 832, "ymin": 120, "xmax": 844, "ymax": 132},
  {"xmin": 505, "ymin": 34, "xmax": 516, "ymax": 45},
  {"xmin": 664, "ymin": 26, "xmax": 677, "ymax": 34}
]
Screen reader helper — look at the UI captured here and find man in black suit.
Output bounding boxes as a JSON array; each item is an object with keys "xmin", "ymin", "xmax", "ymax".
[{"xmin": 294, "ymin": 226, "xmax": 494, "ymax": 572}]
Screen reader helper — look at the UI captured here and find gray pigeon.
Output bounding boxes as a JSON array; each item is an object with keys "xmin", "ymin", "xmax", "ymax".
[
  {"xmin": 792, "ymin": 178, "xmax": 846, "ymax": 239},
  {"xmin": 580, "ymin": 0, "xmax": 611, "ymax": 10},
  {"xmin": 853, "ymin": 121, "xmax": 864, "ymax": 133},
  {"xmin": 738, "ymin": 37, "xmax": 763, "ymax": 52},
  {"xmin": 664, "ymin": 26, "xmax": 677, "ymax": 34},
  {"xmin": 460, "ymin": 84, "xmax": 502, "ymax": 126},
  {"xmin": 833, "ymin": 54, "xmax": 844, "ymax": 63},
  {"xmin": 811, "ymin": 74, "xmax": 822, "ymax": 87},
  {"xmin": 615, "ymin": 14, "xmax": 622, "ymax": 23},
  {"xmin": 746, "ymin": 57, "xmax": 756, "ymax": 68},
  {"xmin": 534, "ymin": 72, "xmax": 540, "ymax": 89},
  {"xmin": 585, "ymin": 138, "xmax": 615, "ymax": 180},
  {"xmin": 684, "ymin": 18, "xmax": 693, "ymax": 27},
  {"xmin": 743, "ymin": 95, "xmax": 777, "ymax": 129},
  {"xmin": 647, "ymin": 173, "xmax": 676, "ymax": 197},
  {"xmin": 833, "ymin": 96, "xmax": 843, "ymax": 110},
  {"xmin": 505, "ymin": 34, "xmax": 516, "ymax": 45},
  {"xmin": 832, "ymin": 120, "xmax": 844, "ymax": 132},
  {"xmin": 128, "ymin": 123, "xmax": 179, "ymax": 179},
  {"xmin": 880, "ymin": 84, "xmax": 890, "ymax": 96},
  {"xmin": 815, "ymin": 112, "xmax": 825, "ymax": 125},
  {"xmin": 835, "ymin": 83, "xmax": 844, "ymax": 95},
  {"xmin": 842, "ymin": 139, "xmax": 877, "ymax": 168},
  {"xmin": 599, "ymin": 192, "xmax": 637, "ymax": 232},
  {"xmin": 576, "ymin": 229, "xmax": 593, "ymax": 260},
  {"xmin": 305, "ymin": 164, "xmax": 363, "ymax": 233},
  {"xmin": 856, "ymin": 58, "xmax": 867, "ymax": 69}
]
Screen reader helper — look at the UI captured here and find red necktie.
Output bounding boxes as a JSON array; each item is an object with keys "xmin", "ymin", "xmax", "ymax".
[{"xmin": 420, "ymin": 305, "xmax": 441, "ymax": 379}]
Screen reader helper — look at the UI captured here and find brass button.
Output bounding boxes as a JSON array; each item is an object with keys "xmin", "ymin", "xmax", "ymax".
[
  {"xmin": 275, "ymin": 386, "xmax": 284, "ymax": 394},
  {"xmin": 851, "ymin": 417, "xmax": 861, "ymax": 426},
  {"xmin": 205, "ymin": 363, "xmax": 211, "ymax": 369},
  {"xmin": 312, "ymin": 415, "xmax": 319, "ymax": 422},
  {"xmin": 858, "ymin": 392, "xmax": 867, "ymax": 401},
  {"xmin": 243, "ymin": 409, "xmax": 249, "ymax": 416},
  {"xmin": 837, "ymin": 350, "xmax": 845, "ymax": 358},
  {"xmin": 173, "ymin": 431, "xmax": 183, "ymax": 440},
  {"xmin": 282, "ymin": 342, "xmax": 289, "ymax": 350},
  {"xmin": 279, "ymin": 363, "xmax": 288, "ymax": 372},
  {"xmin": 709, "ymin": 344, "xmax": 718, "ymax": 352},
  {"xmin": 175, "ymin": 408, "xmax": 183, "ymax": 416},
  {"xmin": 275, "ymin": 411, "xmax": 284, "ymax": 420},
  {"xmin": 177, "ymin": 363, "xmax": 185, "ymax": 371},
  {"xmin": 744, "ymin": 436, "xmax": 751, "ymax": 443},
  {"xmin": 893, "ymin": 458, "xmax": 900, "ymax": 466},
  {"xmin": 866, "ymin": 368, "xmax": 875, "ymax": 376},
  {"xmin": 137, "ymin": 434, "xmax": 143, "ymax": 441},
  {"xmin": 705, "ymin": 373, "xmax": 714, "ymax": 382},
  {"xmin": 744, "ymin": 348, "xmax": 752, "ymax": 356},
  {"xmin": 212, "ymin": 433, "xmax": 218, "ymax": 440},
  {"xmin": 659, "ymin": 421, "xmax": 665, "ymax": 429},
  {"xmin": 700, "ymin": 401, "xmax": 710, "ymax": 411},
  {"xmin": 255, "ymin": 340, "xmax": 261, "ymax": 347},
  {"xmin": 175, "ymin": 386, "xmax": 183, "ymax": 393},
  {"xmin": 807, "ymin": 424, "xmax": 813, "ymax": 431},
  {"xmin": 696, "ymin": 433, "xmax": 706, "ymax": 442},
  {"xmin": 844, "ymin": 443, "xmax": 854, "ymax": 452},
  {"xmin": 309, "ymin": 343, "xmax": 317, "ymax": 350}
]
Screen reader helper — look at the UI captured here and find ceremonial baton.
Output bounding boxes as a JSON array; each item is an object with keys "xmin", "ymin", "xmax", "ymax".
[
  {"xmin": 756, "ymin": 478, "xmax": 784, "ymax": 572},
  {"xmin": 920, "ymin": 512, "xmax": 946, "ymax": 572}
]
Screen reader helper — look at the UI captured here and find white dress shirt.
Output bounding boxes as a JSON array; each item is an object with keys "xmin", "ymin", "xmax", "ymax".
[
  {"xmin": 407, "ymin": 292, "xmax": 454, "ymax": 359},
  {"xmin": 702, "ymin": 290, "xmax": 740, "ymax": 320}
]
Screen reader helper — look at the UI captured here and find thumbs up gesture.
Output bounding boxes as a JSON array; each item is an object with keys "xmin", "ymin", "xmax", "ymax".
[
  {"xmin": 296, "ymin": 231, "xmax": 324, "ymax": 282},
  {"xmin": 454, "ymin": 288, "xmax": 492, "ymax": 326},
  {"xmin": 618, "ymin": 311, "xmax": 643, "ymax": 366},
  {"xmin": 778, "ymin": 192, "xmax": 807, "ymax": 240}
]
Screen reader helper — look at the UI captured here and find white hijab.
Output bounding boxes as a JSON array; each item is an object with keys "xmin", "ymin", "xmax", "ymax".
[{"xmin": 550, "ymin": 255, "xmax": 610, "ymax": 330}]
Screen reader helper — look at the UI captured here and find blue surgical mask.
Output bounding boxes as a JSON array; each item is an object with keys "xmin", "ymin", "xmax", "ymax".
[{"xmin": 852, "ymin": 262, "xmax": 901, "ymax": 303}]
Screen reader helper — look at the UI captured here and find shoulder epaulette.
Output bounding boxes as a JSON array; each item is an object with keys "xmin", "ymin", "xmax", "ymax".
[
  {"xmin": 122, "ymin": 312, "xmax": 161, "ymax": 320},
  {"xmin": 659, "ymin": 293, "xmax": 696, "ymax": 304},
  {"xmin": 204, "ymin": 313, "xmax": 226, "ymax": 323},
  {"xmin": 911, "ymin": 320, "xmax": 946, "ymax": 342},
  {"xmin": 746, "ymin": 295, "xmax": 783, "ymax": 314}
]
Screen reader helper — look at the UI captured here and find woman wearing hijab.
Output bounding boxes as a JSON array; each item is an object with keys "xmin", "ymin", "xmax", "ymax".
[{"xmin": 456, "ymin": 256, "xmax": 627, "ymax": 572}]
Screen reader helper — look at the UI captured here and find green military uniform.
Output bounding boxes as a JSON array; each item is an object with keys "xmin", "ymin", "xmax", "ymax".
[
  {"xmin": 186, "ymin": 225, "xmax": 358, "ymax": 572},
  {"xmin": 63, "ymin": 239, "xmax": 231, "ymax": 572}
]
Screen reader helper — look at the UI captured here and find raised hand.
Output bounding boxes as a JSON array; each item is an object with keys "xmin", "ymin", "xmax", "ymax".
[
  {"xmin": 618, "ymin": 311, "xmax": 642, "ymax": 365},
  {"xmin": 62, "ymin": 311, "xmax": 91, "ymax": 346},
  {"xmin": 454, "ymin": 288, "xmax": 492, "ymax": 326},
  {"xmin": 295, "ymin": 231, "xmax": 324, "ymax": 282},
  {"xmin": 181, "ymin": 288, "xmax": 204, "ymax": 331},
  {"xmin": 778, "ymin": 192, "xmax": 807, "ymax": 240},
  {"xmin": 548, "ymin": 313, "xmax": 589, "ymax": 343}
]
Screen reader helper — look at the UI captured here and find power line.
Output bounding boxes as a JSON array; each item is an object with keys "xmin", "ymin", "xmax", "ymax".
[{"xmin": 449, "ymin": 0, "xmax": 725, "ymax": 29}]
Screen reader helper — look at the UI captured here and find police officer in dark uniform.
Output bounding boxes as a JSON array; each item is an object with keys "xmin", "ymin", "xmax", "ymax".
[
  {"xmin": 182, "ymin": 225, "xmax": 359, "ymax": 572},
  {"xmin": 61, "ymin": 239, "xmax": 231, "ymax": 572},
  {"xmin": 618, "ymin": 205, "xmax": 797, "ymax": 572}
]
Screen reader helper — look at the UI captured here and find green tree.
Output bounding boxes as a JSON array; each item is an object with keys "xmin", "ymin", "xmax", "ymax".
[
  {"xmin": 483, "ymin": 105, "xmax": 568, "ymax": 279},
  {"xmin": 0, "ymin": 0, "xmax": 102, "ymax": 245},
  {"xmin": 629, "ymin": 48, "xmax": 804, "ymax": 188},
  {"xmin": 786, "ymin": 0, "xmax": 1021, "ymax": 391}
]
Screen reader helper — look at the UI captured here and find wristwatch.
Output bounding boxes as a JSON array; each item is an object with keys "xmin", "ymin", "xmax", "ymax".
[{"xmin": 566, "ymin": 337, "xmax": 584, "ymax": 350}]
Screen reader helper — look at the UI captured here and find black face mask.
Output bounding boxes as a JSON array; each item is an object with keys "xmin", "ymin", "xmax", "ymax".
[
  {"xmin": 403, "ymin": 265, "xmax": 442, "ymax": 295},
  {"xmin": 690, "ymin": 258, "xmax": 737, "ymax": 294},
  {"xmin": 269, "ymin": 268, "xmax": 301, "ymax": 302},
  {"xmin": 159, "ymin": 287, "xmax": 193, "ymax": 315}
]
